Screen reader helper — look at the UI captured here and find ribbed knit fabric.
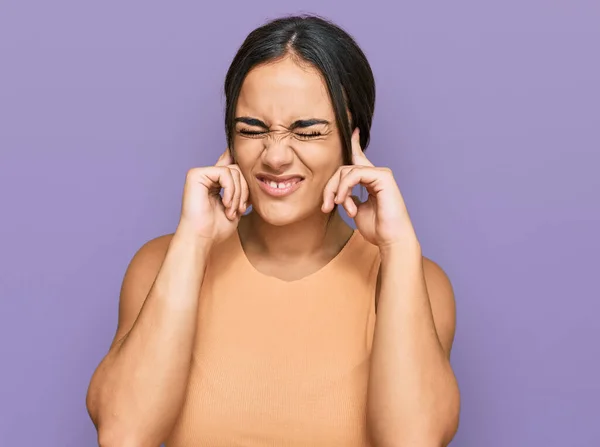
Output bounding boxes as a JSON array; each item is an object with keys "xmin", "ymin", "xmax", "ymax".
[{"xmin": 166, "ymin": 229, "xmax": 381, "ymax": 446}]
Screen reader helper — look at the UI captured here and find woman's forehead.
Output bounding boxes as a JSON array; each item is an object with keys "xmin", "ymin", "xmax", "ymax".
[{"xmin": 237, "ymin": 58, "xmax": 334, "ymax": 123}]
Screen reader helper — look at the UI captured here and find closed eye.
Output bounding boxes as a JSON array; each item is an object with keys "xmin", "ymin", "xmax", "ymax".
[
  {"xmin": 295, "ymin": 131, "xmax": 322, "ymax": 139},
  {"xmin": 238, "ymin": 129, "xmax": 323, "ymax": 139},
  {"xmin": 238, "ymin": 129, "xmax": 268, "ymax": 138}
]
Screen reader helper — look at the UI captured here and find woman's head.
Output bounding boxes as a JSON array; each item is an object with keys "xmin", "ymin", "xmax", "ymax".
[{"xmin": 224, "ymin": 14, "xmax": 376, "ymax": 226}]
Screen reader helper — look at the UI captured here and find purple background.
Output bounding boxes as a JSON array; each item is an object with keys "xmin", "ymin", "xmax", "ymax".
[{"xmin": 1, "ymin": 1, "xmax": 598, "ymax": 446}]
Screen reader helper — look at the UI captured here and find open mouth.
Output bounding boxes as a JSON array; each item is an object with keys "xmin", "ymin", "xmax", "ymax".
[{"xmin": 256, "ymin": 175, "xmax": 305, "ymax": 197}]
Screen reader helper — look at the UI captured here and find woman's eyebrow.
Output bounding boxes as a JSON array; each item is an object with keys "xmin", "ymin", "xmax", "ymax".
[
  {"xmin": 234, "ymin": 117, "xmax": 268, "ymax": 129},
  {"xmin": 234, "ymin": 117, "xmax": 330, "ymax": 130},
  {"xmin": 289, "ymin": 119, "xmax": 330, "ymax": 130}
]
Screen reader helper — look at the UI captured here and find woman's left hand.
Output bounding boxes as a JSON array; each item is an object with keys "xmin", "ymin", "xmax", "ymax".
[{"xmin": 322, "ymin": 128, "xmax": 419, "ymax": 250}]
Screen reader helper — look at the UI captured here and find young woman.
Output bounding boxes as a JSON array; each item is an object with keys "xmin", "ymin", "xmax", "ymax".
[{"xmin": 86, "ymin": 14, "xmax": 460, "ymax": 447}]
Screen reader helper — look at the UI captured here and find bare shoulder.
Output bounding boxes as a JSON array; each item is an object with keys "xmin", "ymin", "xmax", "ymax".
[
  {"xmin": 422, "ymin": 256, "xmax": 453, "ymax": 294},
  {"xmin": 122, "ymin": 234, "xmax": 174, "ymax": 285},
  {"xmin": 422, "ymin": 256, "xmax": 457, "ymax": 356},
  {"xmin": 110, "ymin": 233, "xmax": 175, "ymax": 348},
  {"xmin": 374, "ymin": 253, "xmax": 456, "ymax": 356}
]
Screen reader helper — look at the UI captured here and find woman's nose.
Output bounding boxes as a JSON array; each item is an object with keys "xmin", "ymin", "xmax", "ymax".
[{"xmin": 261, "ymin": 134, "xmax": 295, "ymax": 171}]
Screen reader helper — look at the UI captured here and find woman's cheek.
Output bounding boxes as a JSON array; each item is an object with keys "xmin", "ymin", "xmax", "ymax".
[
  {"xmin": 233, "ymin": 138, "xmax": 261, "ymax": 168},
  {"xmin": 298, "ymin": 146, "xmax": 344, "ymax": 180}
]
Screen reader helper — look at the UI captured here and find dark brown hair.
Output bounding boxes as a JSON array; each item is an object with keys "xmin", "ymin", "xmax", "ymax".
[{"xmin": 224, "ymin": 14, "xmax": 376, "ymax": 165}]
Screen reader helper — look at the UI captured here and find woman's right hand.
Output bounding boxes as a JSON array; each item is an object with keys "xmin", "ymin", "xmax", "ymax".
[{"xmin": 176, "ymin": 148, "xmax": 249, "ymax": 245}]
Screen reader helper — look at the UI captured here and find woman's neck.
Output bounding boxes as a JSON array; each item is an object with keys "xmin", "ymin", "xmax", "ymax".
[{"xmin": 239, "ymin": 209, "xmax": 353, "ymax": 261}]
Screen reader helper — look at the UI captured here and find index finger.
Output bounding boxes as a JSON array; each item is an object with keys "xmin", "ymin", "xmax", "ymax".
[
  {"xmin": 215, "ymin": 148, "xmax": 234, "ymax": 167},
  {"xmin": 351, "ymin": 128, "xmax": 374, "ymax": 167}
]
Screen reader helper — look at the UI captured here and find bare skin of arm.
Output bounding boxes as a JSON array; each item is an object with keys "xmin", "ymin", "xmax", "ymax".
[
  {"xmin": 86, "ymin": 227, "xmax": 212, "ymax": 446},
  {"xmin": 321, "ymin": 129, "xmax": 459, "ymax": 446},
  {"xmin": 86, "ymin": 151, "xmax": 247, "ymax": 446},
  {"xmin": 368, "ymin": 247, "xmax": 459, "ymax": 447}
]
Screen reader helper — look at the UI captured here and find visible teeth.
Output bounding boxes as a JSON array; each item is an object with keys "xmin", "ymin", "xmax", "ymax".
[{"xmin": 267, "ymin": 180, "xmax": 294, "ymax": 189}]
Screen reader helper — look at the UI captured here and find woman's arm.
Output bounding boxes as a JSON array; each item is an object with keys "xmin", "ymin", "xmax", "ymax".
[
  {"xmin": 367, "ymin": 241, "xmax": 460, "ymax": 447},
  {"xmin": 86, "ymin": 225, "xmax": 212, "ymax": 447},
  {"xmin": 321, "ymin": 128, "xmax": 459, "ymax": 446}
]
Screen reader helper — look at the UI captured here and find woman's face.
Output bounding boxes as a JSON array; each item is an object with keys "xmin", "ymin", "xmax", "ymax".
[{"xmin": 233, "ymin": 56, "xmax": 344, "ymax": 226}]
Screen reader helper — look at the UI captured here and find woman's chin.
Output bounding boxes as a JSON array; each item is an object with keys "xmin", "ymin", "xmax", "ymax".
[
  {"xmin": 258, "ymin": 211, "xmax": 304, "ymax": 227},
  {"xmin": 250, "ymin": 202, "xmax": 316, "ymax": 227}
]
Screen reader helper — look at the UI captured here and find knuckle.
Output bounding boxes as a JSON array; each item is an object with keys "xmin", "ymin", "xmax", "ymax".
[
  {"xmin": 224, "ymin": 168, "xmax": 235, "ymax": 180},
  {"xmin": 186, "ymin": 167, "xmax": 202, "ymax": 181}
]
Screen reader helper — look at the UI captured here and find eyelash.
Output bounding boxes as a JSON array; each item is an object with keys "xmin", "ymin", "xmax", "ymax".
[{"xmin": 238, "ymin": 129, "xmax": 322, "ymax": 139}]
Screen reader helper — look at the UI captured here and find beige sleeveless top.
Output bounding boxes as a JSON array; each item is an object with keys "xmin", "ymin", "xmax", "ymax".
[{"xmin": 166, "ymin": 229, "xmax": 381, "ymax": 446}]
